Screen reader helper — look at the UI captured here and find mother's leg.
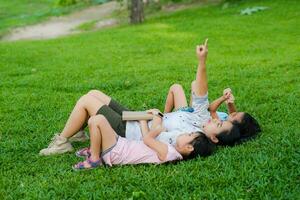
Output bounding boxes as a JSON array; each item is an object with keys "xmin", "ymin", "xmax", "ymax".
[
  {"xmin": 87, "ymin": 89, "xmax": 130, "ymax": 114},
  {"xmin": 60, "ymin": 94, "xmax": 106, "ymax": 138},
  {"xmin": 70, "ymin": 89, "xmax": 128, "ymax": 139},
  {"xmin": 40, "ymin": 94, "xmax": 109, "ymax": 156},
  {"xmin": 87, "ymin": 90, "xmax": 111, "ymax": 105},
  {"xmin": 164, "ymin": 84, "xmax": 188, "ymax": 113}
]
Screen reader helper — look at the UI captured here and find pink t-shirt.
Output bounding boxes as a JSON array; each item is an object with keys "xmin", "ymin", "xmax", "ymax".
[{"xmin": 102, "ymin": 136, "xmax": 183, "ymax": 166}]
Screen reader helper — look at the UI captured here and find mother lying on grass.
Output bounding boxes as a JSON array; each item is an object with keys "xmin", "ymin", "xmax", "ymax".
[{"xmin": 40, "ymin": 39, "xmax": 261, "ymax": 169}]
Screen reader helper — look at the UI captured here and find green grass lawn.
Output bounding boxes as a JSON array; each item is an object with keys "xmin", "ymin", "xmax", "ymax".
[{"xmin": 0, "ymin": 0, "xmax": 299, "ymax": 199}]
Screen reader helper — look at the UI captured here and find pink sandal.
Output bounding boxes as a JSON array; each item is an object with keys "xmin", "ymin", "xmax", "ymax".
[
  {"xmin": 75, "ymin": 147, "xmax": 91, "ymax": 158},
  {"xmin": 72, "ymin": 158, "xmax": 102, "ymax": 171}
]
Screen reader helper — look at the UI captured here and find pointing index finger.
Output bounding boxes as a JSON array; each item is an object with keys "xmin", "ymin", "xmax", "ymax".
[{"xmin": 204, "ymin": 38, "xmax": 208, "ymax": 47}]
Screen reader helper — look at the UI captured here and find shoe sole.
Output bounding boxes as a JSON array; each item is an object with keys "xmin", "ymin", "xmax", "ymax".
[{"xmin": 39, "ymin": 147, "xmax": 74, "ymax": 156}]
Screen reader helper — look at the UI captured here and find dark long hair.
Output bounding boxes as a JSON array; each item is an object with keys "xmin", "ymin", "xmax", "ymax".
[
  {"xmin": 217, "ymin": 113, "xmax": 262, "ymax": 146},
  {"xmin": 184, "ymin": 132, "xmax": 216, "ymax": 160},
  {"xmin": 238, "ymin": 112, "xmax": 261, "ymax": 140}
]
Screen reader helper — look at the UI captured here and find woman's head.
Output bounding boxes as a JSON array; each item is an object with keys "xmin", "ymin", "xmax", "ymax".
[
  {"xmin": 216, "ymin": 122, "xmax": 241, "ymax": 146},
  {"xmin": 175, "ymin": 132, "xmax": 216, "ymax": 159},
  {"xmin": 228, "ymin": 112, "xmax": 244, "ymax": 123},
  {"xmin": 208, "ymin": 112, "xmax": 261, "ymax": 145}
]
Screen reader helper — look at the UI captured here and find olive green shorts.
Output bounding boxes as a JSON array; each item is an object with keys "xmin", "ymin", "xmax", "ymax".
[{"xmin": 96, "ymin": 99, "xmax": 130, "ymax": 137}]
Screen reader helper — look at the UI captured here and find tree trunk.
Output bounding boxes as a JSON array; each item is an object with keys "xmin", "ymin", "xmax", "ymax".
[{"xmin": 130, "ymin": 0, "xmax": 144, "ymax": 24}]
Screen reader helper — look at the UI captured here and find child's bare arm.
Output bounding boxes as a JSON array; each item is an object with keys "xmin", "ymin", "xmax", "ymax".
[
  {"xmin": 192, "ymin": 39, "xmax": 208, "ymax": 97},
  {"xmin": 209, "ymin": 90, "xmax": 231, "ymax": 118},
  {"xmin": 139, "ymin": 109, "xmax": 163, "ymax": 137},
  {"xmin": 151, "ymin": 115, "xmax": 163, "ymax": 131},
  {"xmin": 143, "ymin": 126, "xmax": 168, "ymax": 161},
  {"xmin": 146, "ymin": 109, "xmax": 163, "ymax": 130},
  {"xmin": 139, "ymin": 120, "xmax": 149, "ymax": 137}
]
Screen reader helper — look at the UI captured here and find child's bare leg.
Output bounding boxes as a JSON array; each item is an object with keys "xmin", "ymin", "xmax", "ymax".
[
  {"xmin": 164, "ymin": 84, "xmax": 188, "ymax": 113},
  {"xmin": 60, "ymin": 95, "xmax": 106, "ymax": 138},
  {"xmin": 87, "ymin": 116, "xmax": 102, "ymax": 161},
  {"xmin": 87, "ymin": 90, "xmax": 111, "ymax": 105},
  {"xmin": 76, "ymin": 115, "xmax": 117, "ymax": 168},
  {"xmin": 88, "ymin": 115, "xmax": 117, "ymax": 161}
]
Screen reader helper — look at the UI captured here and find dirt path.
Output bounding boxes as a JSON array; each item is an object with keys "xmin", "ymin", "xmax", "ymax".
[{"xmin": 2, "ymin": 1, "xmax": 119, "ymax": 41}]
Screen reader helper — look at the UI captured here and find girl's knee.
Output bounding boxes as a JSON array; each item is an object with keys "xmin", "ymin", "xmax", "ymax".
[
  {"xmin": 170, "ymin": 83, "xmax": 183, "ymax": 92},
  {"xmin": 191, "ymin": 80, "xmax": 196, "ymax": 89}
]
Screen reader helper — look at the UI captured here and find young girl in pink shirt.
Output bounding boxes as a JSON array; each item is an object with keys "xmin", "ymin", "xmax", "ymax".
[{"xmin": 73, "ymin": 113, "xmax": 215, "ymax": 170}]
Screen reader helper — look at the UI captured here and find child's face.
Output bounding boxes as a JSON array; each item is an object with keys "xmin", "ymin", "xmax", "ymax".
[
  {"xmin": 202, "ymin": 119, "xmax": 233, "ymax": 142},
  {"xmin": 228, "ymin": 112, "xmax": 244, "ymax": 123},
  {"xmin": 175, "ymin": 132, "xmax": 200, "ymax": 149}
]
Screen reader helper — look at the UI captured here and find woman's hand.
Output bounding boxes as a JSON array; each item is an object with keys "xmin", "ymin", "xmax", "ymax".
[
  {"xmin": 222, "ymin": 88, "xmax": 232, "ymax": 101},
  {"xmin": 151, "ymin": 113, "xmax": 164, "ymax": 130},
  {"xmin": 223, "ymin": 88, "xmax": 235, "ymax": 104},
  {"xmin": 146, "ymin": 109, "xmax": 163, "ymax": 117}
]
